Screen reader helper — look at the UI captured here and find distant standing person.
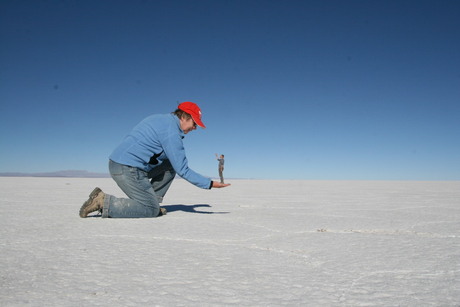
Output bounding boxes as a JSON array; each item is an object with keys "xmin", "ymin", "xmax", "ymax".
[
  {"xmin": 79, "ymin": 102, "xmax": 230, "ymax": 219},
  {"xmin": 215, "ymin": 153, "xmax": 225, "ymax": 184}
]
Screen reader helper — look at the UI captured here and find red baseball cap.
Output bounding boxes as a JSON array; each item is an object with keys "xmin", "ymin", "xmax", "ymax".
[{"xmin": 178, "ymin": 101, "xmax": 206, "ymax": 128}]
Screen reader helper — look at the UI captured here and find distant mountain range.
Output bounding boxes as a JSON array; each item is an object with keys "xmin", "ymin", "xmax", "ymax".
[
  {"xmin": 0, "ymin": 170, "xmax": 247, "ymax": 180},
  {"xmin": 0, "ymin": 170, "xmax": 110, "ymax": 178}
]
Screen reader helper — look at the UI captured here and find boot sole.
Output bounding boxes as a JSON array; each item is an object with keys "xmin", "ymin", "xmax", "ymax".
[{"xmin": 79, "ymin": 187, "xmax": 102, "ymax": 218}]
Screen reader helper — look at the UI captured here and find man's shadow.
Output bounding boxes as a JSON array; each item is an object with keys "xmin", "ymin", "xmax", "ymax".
[{"xmin": 163, "ymin": 204, "xmax": 229, "ymax": 215}]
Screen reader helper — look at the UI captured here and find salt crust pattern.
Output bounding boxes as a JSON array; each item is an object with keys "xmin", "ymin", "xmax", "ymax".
[{"xmin": 1, "ymin": 178, "xmax": 459, "ymax": 306}]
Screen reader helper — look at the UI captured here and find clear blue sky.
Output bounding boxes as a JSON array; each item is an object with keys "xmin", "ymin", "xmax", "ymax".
[{"xmin": 1, "ymin": 0, "xmax": 459, "ymax": 180}]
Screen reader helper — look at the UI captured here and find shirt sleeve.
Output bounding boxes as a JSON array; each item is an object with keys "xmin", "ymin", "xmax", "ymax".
[{"xmin": 161, "ymin": 129, "xmax": 212, "ymax": 189}]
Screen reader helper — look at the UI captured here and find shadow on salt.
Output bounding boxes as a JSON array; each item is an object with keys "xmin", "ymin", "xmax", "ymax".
[{"xmin": 163, "ymin": 204, "xmax": 229, "ymax": 214}]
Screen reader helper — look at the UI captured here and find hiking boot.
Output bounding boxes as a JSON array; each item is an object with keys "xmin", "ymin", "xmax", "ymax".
[
  {"xmin": 79, "ymin": 187, "xmax": 105, "ymax": 218},
  {"xmin": 158, "ymin": 207, "xmax": 167, "ymax": 217}
]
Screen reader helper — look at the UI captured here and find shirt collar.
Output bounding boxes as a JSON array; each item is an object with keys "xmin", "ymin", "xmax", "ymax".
[{"xmin": 172, "ymin": 113, "xmax": 185, "ymax": 138}]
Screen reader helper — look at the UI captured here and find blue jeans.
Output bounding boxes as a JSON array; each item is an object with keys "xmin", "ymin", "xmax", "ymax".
[{"xmin": 102, "ymin": 160, "xmax": 176, "ymax": 218}]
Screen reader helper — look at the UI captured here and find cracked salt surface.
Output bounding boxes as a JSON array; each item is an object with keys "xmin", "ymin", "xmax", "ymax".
[{"xmin": 1, "ymin": 177, "xmax": 459, "ymax": 306}]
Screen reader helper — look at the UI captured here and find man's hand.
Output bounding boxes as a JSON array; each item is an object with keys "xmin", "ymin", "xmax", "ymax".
[{"xmin": 212, "ymin": 181, "xmax": 231, "ymax": 188}]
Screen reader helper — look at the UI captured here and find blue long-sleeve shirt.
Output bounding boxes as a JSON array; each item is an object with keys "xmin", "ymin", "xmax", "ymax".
[{"xmin": 109, "ymin": 113, "xmax": 212, "ymax": 189}]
